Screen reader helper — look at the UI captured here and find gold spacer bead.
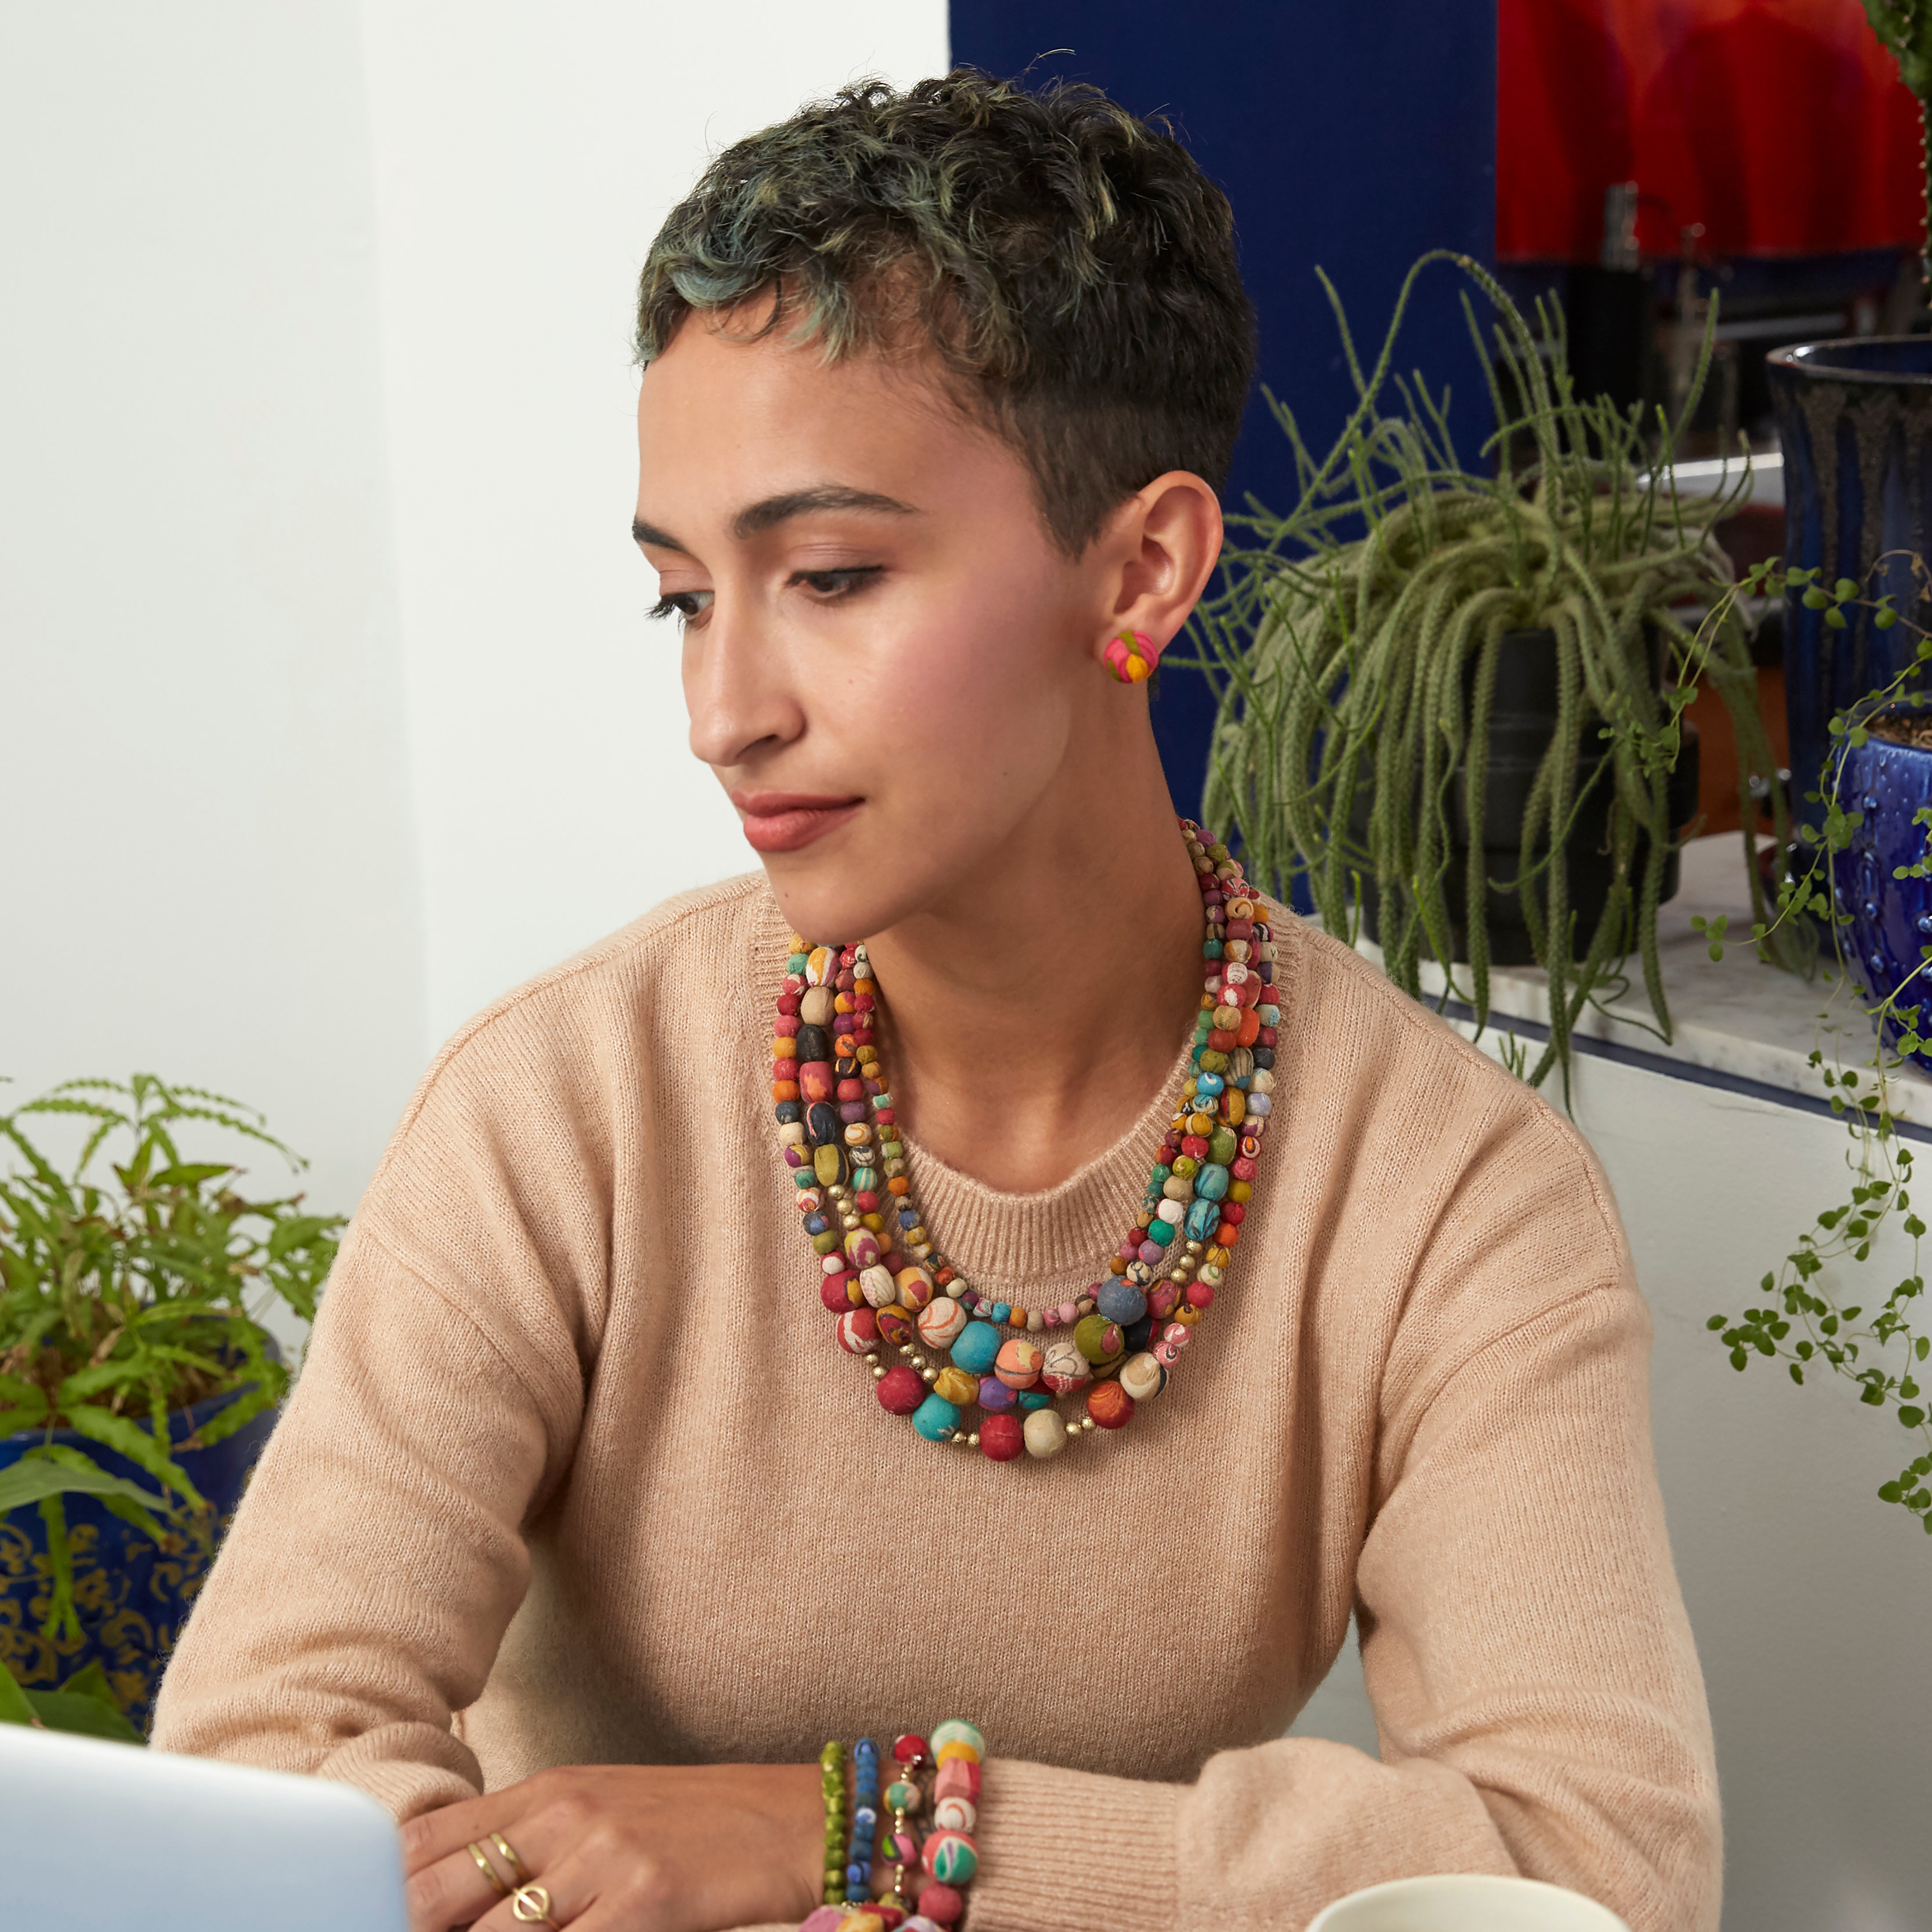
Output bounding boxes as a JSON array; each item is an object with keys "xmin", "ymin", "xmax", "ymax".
[
  {"xmin": 1065, "ymin": 1421, "xmax": 1081, "ymax": 1438},
  {"xmin": 1081, "ymin": 1416, "xmax": 1096, "ymax": 1431},
  {"xmin": 922, "ymin": 1367, "xmax": 937, "ymax": 1382},
  {"xmin": 871, "ymin": 1362, "xmax": 887, "ymax": 1379},
  {"xmin": 966, "ymin": 1432, "xmax": 980, "ymax": 1447},
  {"xmin": 1186, "ymin": 1240, "xmax": 1204, "ymax": 1255}
]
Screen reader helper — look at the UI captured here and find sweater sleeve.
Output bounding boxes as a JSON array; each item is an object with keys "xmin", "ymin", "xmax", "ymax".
[
  {"xmin": 965, "ymin": 1281, "xmax": 1721, "ymax": 1932},
  {"xmin": 148, "ymin": 1220, "xmax": 582, "ymax": 1817}
]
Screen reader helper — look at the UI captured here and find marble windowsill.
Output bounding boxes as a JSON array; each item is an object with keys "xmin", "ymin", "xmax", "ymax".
[{"xmin": 1343, "ymin": 831, "xmax": 1932, "ymax": 1126}]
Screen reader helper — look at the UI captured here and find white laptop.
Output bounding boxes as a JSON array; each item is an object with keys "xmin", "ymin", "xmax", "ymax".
[{"xmin": 1, "ymin": 1721, "xmax": 409, "ymax": 1931}]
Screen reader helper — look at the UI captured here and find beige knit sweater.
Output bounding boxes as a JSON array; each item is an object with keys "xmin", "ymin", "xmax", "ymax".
[{"xmin": 152, "ymin": 873, "xmax": 1719, "ymax": 1932}]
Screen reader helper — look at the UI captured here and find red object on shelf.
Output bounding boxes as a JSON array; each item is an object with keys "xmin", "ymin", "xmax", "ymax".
[{"xmin": 1499, "ymin": 0, "xmax": 1925, "ymax": 261}]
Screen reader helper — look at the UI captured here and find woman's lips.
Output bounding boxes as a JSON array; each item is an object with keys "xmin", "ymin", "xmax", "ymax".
[{"xmin": 732, "ymin": 791, "xmax": 864, "ymax": 854}]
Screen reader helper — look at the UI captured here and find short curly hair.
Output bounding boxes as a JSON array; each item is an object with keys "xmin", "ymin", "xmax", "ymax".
[{"xmin": 635, "ymin": 69, "xmax": 1257, "ymax": 555}]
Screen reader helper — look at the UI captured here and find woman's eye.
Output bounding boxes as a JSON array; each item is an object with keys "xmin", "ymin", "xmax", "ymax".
[
  {"xmin": 793, "ymin": 566, "xmax": 883, "ymax": 599},
  {"xmin": 648, "ymin": 590, "xmax": 713, "ymax": 622}
]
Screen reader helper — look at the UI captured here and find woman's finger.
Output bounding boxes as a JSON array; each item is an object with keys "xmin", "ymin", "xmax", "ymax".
[
  {"xmin": 407, "ymin": 1838, "xmax": 521, "ymax": 1932},
  {"xmin": 469, "ymin": 1852, "xmax": 599, "ymax": 1932},
  {"xmin": 402, "ymin": 1788, "xmax": 533, "ymax": 1875}
]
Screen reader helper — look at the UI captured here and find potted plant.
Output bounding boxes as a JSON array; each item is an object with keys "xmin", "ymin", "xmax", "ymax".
[
  {"xmin": 1700, "ymin": 558, "xmax": 1932, "ymax": 1542},
  {"xmin": 0, "ymin": 1075, "xmax": 340, "ymax": 1732},
  {"xmin": 1770, "ymin": 4, "xmax": 1932, "ymax": 840},
  {"xmin": 1186, "ymin": 251, "xmax": 1791, "ymax": 1089}
]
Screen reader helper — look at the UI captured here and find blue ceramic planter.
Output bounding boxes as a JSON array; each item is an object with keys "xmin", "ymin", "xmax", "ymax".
[
  {"xmin": 1769, "ymin": 339, "xmax": 1932, "ymax": 839},
  {"xmin": 0, "ymin": 1367, "xmax": 280, "ymax": 1734},
  {"xmin": 1831, "ymin": 729, "xmax": 1932, "ymax": 1073}
]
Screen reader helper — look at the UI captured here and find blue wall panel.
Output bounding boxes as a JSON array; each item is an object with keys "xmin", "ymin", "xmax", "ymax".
[{"xmin": 947, "ymin": 2, "xmax": 1499, "ymax": 808}]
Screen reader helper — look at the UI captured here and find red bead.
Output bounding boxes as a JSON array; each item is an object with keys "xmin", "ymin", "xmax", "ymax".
[
  {"xmin": 1258, "ymin": 1026, "xmax": 1278, "ymax": 1046},
  {"xmin": 1181, "ymin": 1134, "xmax": 1210, "ymax": 1158},
  {"xmin": 1087, "ymin": 1380, "xmax": 1134, "ymax": 1429},
  {"xmin": 876, "ymin": 1365, "xmax": 925, "ymax": 1414},
  {"xmin": 799, "ymin": 1061, "xmax": 836, "ymax": 1104},
  {"xmin": 893, "ymin": 1732, "xmax": 929, "ymax": 1765},
  {"xmin": 836, "ymin": 1307, "xmax": 879, "ymax": 1353},
  {"xmin": 837, "ymin": 1079, "xmax": 866, "ymax": 1102},
  {"xmin": 777, "ymin": 991, "xmax": 801, "ymax": 1015},
  {"xmin": 980, "ymin": 1413, "xmax": 1023, "ymax": 1460},
  {"xmin": 1220, "ymin": 1201, "xmax": 1246, "ymax": 1225},
  {"xmin": 918, "ymin": 1884, "xmax": 964, "ymax": 1925},
  {"xmin": 854, "ymin": 1190, "xmax": 880, "ymax": 1211},
  {"xmin": 1190, "ymin": 1283, "xmax": 1215, "ymax": 1308},
  {"xmin": 774, "ymin": 1015, "xmax": 800, "ymax": 1036},
  {"xmin": 820, "ymin": 1272, "xmax": 858, "ymax": 1312},
  {"xmin": 1225, "ymin": 917, "xmax": 1254, "ymax": 938},
  {"xmin": 1231, "ymin": 1156, "xmax": 1258, "ymax": 1181},
  {"xmin": 874, "ymin": 1108, "xmax": 896, "ymax": 1126},
  {"xmin": 1208, "ymin": 1029, "xmax": 1236, "ymax": 1051}
]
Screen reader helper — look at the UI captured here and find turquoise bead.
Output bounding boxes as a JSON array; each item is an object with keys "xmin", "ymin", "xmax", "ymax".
[
  {"xmin": 1194, "ymin": 1071, "xmax": 1225, "ymax": 1097},
  {"xmin": 1017, "ymin": 1388, "xmax": 1052, "ymax": 1410},
  {"xmin": 1195, "ymin": 1162, "xmax": 1230, "ymax": 1201},
  {"xmin": 1184, "ymin": 1197, "xmax": 1221, "ymax": 1242},
  {"xmin": 1145, "ymin": 1219, "xmax": 1174, "ymax": 1247},
  {"xmin": 1204, "ymin": 938, "xmax": 1223, "ymax": 957},
  {"xmin": 951, "ymin": 1320, "xmax": 1002, "ymax": 1374},
  {"xmin": 911, "ymin": 1393, "xmax": 960, "ymax": 1441},
  {"xmin": 852, "ymin": 1165, "xmax": 879, "ymax": 1192},
  {"xmin": 991, "ymin": 1302, "xmax": 1011, "ymax": 1325},
  {"xmin": 1149, "ymin": 1162, "xmax": 1172, "ymax": 1190},
  {"xmin": 794, "ymin": 1170, "xmax": 818, "ymax": 1189}
]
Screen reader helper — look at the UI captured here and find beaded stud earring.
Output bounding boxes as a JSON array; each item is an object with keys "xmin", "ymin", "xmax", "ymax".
[{"xmin": 1103, "ymin": 628, "xmax": 1160, "ymax": 683}]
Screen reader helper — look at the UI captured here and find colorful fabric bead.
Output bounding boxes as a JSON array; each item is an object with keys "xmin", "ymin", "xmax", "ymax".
[{"xmin": 780, "ymin": 821, "xmax": 1274, "ymax": 1462}]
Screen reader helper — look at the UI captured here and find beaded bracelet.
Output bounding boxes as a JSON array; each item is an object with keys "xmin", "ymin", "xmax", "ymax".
[
  {"xmin": 798, "ymin": 1719, "xmax": 985, "ymax": 1932},
  {"xmin": 819, "ymin": 1740, "xmax": 846, "ymax": 1905}
]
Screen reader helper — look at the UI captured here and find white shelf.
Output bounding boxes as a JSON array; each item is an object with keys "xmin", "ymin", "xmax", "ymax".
[{"xmin": 1346, "ymin": 832, "xmax": 1932, "ymax": 1126}]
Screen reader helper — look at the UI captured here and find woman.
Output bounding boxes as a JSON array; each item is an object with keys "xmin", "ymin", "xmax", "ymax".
[{"xmin": 154, "ymin": 71, "xmax": 1720, "ymax": 1932}]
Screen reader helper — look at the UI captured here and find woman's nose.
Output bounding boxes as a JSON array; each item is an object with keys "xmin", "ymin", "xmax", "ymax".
[{"xmin": 682, "ymin": 601, "xmax": 806, "ymax": 771}]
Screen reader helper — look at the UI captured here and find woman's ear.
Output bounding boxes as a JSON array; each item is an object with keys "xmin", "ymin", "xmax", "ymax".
[{"xmin": 1097, "ymin": 470, "xmax": 1225, "ymax": 662}]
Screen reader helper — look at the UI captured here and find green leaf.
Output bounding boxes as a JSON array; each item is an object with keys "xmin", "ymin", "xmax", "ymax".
[
  {"xmin": 1900, "ymin": 1406, "xmax": 1926, "ymax": 1428},
  {"xmin": 24, "ymin": 1688, "xmax": 142, "ymax": 1745},
  {"xmin": 0, "ymin": 1658, "xmax": 40, "ymax": 1729},
  {"xmin": 1835, "ymin": 577, "xmax": 1860, "ymax": 600},
  {"xmin": 59, "ymin": 1408, "xmax": 205, "ymax": 1511},
  {"xmin": 0, "ymin": 1448, "xmax": 171, "ymax": 1522}
]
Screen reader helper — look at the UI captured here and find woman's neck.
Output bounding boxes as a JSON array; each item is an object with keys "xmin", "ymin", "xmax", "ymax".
[{"xmin": 861, "ymin": 721, "xmax": 1204, "ymax": 1195}]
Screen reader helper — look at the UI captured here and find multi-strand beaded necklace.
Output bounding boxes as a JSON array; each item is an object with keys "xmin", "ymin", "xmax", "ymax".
[{"xmin": 770, "ymin": 818, "xmax": 1276, "ymax": 1462}]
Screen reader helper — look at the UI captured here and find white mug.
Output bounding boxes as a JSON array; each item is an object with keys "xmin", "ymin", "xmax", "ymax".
[{"xmin": 1308, "ymin": 1873, "xmax": 1631, "ymax": 1932}]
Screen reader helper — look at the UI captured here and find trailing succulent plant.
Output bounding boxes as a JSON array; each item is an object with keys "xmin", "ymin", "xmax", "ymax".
[{"xmin": 1180, "ymin": 250, "xmax": 1795, "ymax": 1089}]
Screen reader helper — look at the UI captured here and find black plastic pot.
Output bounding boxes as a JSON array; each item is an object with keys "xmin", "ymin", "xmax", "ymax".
[{"xmin": 1355, "ymin": 627, "xmax": 1701, "ymax": 966}]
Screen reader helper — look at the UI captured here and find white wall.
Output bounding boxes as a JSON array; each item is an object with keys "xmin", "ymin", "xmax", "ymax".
[
  {"xmin": 358, "ymin": 1, "xmax": 951, "ymax": 1043},
  {"xmin": 0, "ymin": 2, "xmax": 423, "ymax": 1244}
]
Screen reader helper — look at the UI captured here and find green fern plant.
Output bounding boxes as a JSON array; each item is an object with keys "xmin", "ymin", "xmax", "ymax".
[
  {"xmin": 1180, "ymin": 251, "xmax": 1796, "ymax": 1090},
  {"xmin": 0, "ymin": 1074, "xmax": 341, "ymax": 1640}
]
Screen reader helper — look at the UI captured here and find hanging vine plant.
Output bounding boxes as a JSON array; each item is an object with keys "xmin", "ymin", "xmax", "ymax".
[{"xmin": 1182, "ymin": 250, "xmax": 1798, "ymax": 1089}]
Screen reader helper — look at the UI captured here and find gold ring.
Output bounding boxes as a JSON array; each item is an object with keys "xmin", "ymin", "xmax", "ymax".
[
  {"xmin": 466, "ymin": 1842, "xmax": 508, "ymax": 1896},
  {"xmin": 511, "ymin": 1881, "xmax": 555, "ymax": 1925},
  {"xmin": 490, "ymin": 1831, "xmax": 530, "ymax": 1881}
]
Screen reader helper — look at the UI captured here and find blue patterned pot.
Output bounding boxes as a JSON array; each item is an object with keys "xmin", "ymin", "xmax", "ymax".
[
  {"xmin": 1768, "ymin": 339, "xmax": 1932, "ymax": 840},
  {"xmin": 1831, "ymin": 728, "xmax": 1932, "ymax": 1073},
  {"xmin": 0, "ymin": 1362, "xmax": 281, "ymax": 1734}
]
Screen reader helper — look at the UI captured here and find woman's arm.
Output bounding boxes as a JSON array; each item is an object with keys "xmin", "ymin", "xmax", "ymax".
[
  {"xmin": 150, "ymin": 1225, "xmax": 562, "ymax": 1814},
  {"xmin": 958, "ymin": 1281, "xmax": 1720, "ymax": 1932}
]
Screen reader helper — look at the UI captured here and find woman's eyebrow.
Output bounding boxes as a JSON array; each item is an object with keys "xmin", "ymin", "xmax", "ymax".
[
  {"xmin": 731, "ymin": 485, "xmax": 920, "ymax": 537},
  {"xmin": 631, "ymin": 486, "xmax": 919, "ymax": 555}
]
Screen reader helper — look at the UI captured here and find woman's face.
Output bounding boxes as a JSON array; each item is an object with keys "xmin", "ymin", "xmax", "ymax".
[{"xmin": 634, "ymin": 310, "xmax": 1119, "ymax": 945}]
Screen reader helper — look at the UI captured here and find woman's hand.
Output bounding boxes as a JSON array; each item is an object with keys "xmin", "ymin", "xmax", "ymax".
[{"xmin": 402, "ymin": 1762, "xmax": 825, "ymax": 1932}]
